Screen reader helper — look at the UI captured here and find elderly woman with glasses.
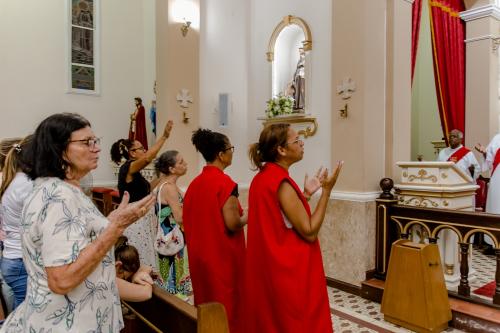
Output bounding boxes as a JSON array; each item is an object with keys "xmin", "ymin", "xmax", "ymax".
[
  {"xmin": 183, "ymin": 128, "xmax": 246, "ymax": 333},
  {"xmin": 110, "ymin": 120, "xmax": 173, "ymax": 269},
  {"xmin": 244, "ymin": 123, "xmax": 343, "ymax": 333},
  {"xmin": 1, "ymin": 113, "xmax": 154, "ymax": 333}
]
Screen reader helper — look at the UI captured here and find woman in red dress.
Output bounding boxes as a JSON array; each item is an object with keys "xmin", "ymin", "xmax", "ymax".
[
  {"xmin": 246, "ymin": 123, "xmax": 343, "ymax": 333},
  {"xmin": 183, "ymin": 129, "xmax": 246, "ymax": 333}
]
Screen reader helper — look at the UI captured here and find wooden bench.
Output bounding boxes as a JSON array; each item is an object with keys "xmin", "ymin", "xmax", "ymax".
[
  {"xmin": 91, "ymin": 187, "xmax": 114, "ymax": 215},
  {"xmin": 121, "ymin": 286, "xmax": 229, "ymax": 333}
]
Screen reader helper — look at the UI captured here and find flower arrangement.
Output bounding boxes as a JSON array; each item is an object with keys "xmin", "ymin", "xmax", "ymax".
[{"xmin": 266, "ymin": 94, "xmax": 294, "ymax": 118}]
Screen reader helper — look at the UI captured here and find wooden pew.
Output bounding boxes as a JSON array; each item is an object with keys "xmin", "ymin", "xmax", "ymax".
[{"xmin": 121, "ymin": 285, "xmax": 229, "ymax": 333}]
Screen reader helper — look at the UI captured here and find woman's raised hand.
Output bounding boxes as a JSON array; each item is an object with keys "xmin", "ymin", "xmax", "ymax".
[
  {"xmin": 107, "ymin": 192, "xmax": 155, "ymax": 231},
  {"xmin": 304, "ymin": 167, "xmax": 328, "ymax": 198},
  {"xmin": 321, "ymin": 161, "xmax": 344, "ymax": 193},
  {"xmin": 162, "ymin": 120, "xmax": 174, "ymax": 139}
]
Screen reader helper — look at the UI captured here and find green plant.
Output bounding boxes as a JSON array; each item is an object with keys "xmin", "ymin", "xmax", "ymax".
[{"xmin": 266, "ymin": 94, "xmax": 294, "ymax": 118}]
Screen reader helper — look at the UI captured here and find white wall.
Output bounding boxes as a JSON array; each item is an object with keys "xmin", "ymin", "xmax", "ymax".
[
  {"xmin": 248, "ymin": 0, "xmax": 332, "ymax": 183},
  {"xmin": 0, "ymin": 0, "xmax": 156, "ymax": 186},
  {"xmin": 199, "ymin": 0, "xmax": 251, "ymax": 183}
]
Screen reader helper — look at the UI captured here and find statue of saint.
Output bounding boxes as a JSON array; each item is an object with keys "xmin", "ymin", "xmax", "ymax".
[
  {"xmin": 292, "ymin": 47, "xmax": 305, "ymax": 110},
  {"xmin": 129, "ymin": 97, "xmax": 148, "ymax": 150}
]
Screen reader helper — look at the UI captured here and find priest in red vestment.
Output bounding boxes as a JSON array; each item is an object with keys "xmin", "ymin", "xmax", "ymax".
[
  {"xmin": 183, "ymin": 128, "xmax": 246, "ymax": 333},
  {"xmin": 129, "ymin": 97, "xmax": 148, "ymax": 150},
  {"xmin": 245, "ymin": 123, "xmax": 343, "ymax": 333}
]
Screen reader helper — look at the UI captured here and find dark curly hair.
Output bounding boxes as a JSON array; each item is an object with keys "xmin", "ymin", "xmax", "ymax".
[
  {"xmin": 110, "ymin": 139, "xmax": 134, "ymax": 164},
  {"xmin": 24, "ymin": 113, "xmax": 91, "ymax": 180},
  {"xmin": 154, "ymin": 150, "xmax": 179, "ymax": 176},
  {"xmin": 114, "ymin": 236, "xmax": 140, "ymax": 278},
  {"xmin": 191, "ymin": 128, "xmax": 229, "ymax": 163}
]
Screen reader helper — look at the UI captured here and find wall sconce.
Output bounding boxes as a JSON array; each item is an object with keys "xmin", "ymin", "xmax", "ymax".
[
  {"xmin": 171, "ymin": 0, "xmax": 198, "ymax": 37},
  {"xmin": 340, "ymin": 104, "xmax": 348, "ymax": 118},
  {"xmin": 181, "ymin": 19, "xmax": 191, "ymax": 37}
]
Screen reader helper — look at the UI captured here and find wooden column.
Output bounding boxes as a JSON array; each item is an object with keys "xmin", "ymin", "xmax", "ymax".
[
  {"xmin": 494, "ymin": 249, "xmax": 500, "ymax": 305},
  {"xmin": 458, "ymin": 242, "xmax": 470, "ymax": 297}
]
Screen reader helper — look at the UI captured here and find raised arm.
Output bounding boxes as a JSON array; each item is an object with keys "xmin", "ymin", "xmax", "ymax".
[
  {"xmin": 46, "ymin": 192, "xmax": 155, "ymax": 294},
  {"xmin": 129, "ymin": 120, "xmax": 173, "ymax": 175},
  {"xmin": 278, "ymin": 161, "xmax": 343, "ymax": 243}
]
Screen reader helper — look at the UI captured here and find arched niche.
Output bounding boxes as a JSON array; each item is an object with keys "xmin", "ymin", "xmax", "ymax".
[{"xmin": 266, "ymin": 15, "xmax": 312, "ymax": 104}]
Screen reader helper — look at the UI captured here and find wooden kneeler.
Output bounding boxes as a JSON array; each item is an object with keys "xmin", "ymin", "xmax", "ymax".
[
  {"xmin": 381, "ymin": 239, "xmax": 451, "ymax": 333},
  {"xmin": 121, "ymin": 286, "xmax": 229, "ymax": 333}
]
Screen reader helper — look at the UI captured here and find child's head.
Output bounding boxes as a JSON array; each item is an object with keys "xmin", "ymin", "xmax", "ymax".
[{"xmin": 115, "ymin": 236, "xmax": 140, "ymax": 281}]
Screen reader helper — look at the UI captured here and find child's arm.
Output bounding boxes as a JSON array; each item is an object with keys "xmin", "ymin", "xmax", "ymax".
[{"xmin": 116, "ymin": 277, "xmax": 152, "ymax": 302}]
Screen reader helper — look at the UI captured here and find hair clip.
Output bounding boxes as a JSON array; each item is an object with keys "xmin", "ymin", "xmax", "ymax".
[{"xmin": 13, "ymin": 144, "xmax": 21, "ymax": 153}]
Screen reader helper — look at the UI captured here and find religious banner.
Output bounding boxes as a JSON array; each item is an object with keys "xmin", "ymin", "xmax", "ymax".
[{"xmin": 411, "ymin": 0, "xmax": 423, "ymax": 83}]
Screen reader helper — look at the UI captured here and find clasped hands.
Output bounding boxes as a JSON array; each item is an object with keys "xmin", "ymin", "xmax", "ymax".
[{"xmin": 303, "ymin": 161, "xmax": 344, "ymax": 199}]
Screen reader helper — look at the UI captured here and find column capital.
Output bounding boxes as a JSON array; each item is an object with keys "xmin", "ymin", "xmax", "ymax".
[{"xmin": 460, "ymin": 4, "xmax": 500, "ymax": 22}]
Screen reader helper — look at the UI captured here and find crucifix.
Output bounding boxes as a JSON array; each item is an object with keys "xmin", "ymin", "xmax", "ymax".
[
  {"xmin": 336, "ymin": 77, "xmax": 356, "ymax": 100},
  {"xmin": 176, "ymin": 89, "xmax": 193, "ymax": 123}
]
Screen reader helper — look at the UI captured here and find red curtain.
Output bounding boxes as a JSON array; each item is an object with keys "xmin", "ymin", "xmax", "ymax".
[
  {"xmin": 428, "ymin": 0, "xmax": 466, "ymax": 144},
  {"xmin": 411, "ymin": 0, "xmax": 423, "ymax": 83}
]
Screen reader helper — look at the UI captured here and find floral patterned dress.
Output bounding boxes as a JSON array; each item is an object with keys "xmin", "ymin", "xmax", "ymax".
[
  {"xmin": 0, "ymin": 178, "xmax": 123, "ymax": 333},
  {"xmin": 156, "ymin": 193, "xmax": 193, "ymax": 301}
]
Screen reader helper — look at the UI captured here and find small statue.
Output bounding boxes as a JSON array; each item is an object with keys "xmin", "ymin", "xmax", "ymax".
[{"xmin": 292, "ymin": 47, "xmax": 305, "ymax": 111}]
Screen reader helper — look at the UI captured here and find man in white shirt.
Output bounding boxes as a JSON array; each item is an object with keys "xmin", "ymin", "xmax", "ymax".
[
  {"xmin": 436, "ymin": 129, "xmax": 480, "ymax": 280},
  {"xmin": 437, "ymin": 129, "xmax": 480, "ymax": 180}
]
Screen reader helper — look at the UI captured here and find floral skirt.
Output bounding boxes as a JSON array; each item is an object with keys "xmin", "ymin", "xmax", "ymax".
[
  {"xmin": 123, "ymin": 209, "xmax": 158, "ymax": 270},
  {"xmin": 157, "ymin": 245, "xmax": 193, "ymax": 301}
]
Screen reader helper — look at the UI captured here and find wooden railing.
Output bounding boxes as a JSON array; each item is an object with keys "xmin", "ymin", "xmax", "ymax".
[
  {"xmin": 375, "ymin": 181, "xmax": 500, "ymax": 306},
  {"xmin": 121, "ymin": 286, "xmax": 228, "ymax": 333}
]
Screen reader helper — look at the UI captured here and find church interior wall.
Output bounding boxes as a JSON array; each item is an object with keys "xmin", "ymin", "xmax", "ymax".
[
  {"xmin": 411, "ymin": 1, "xmax": 442, "ymax": 162},
  {"xmin": 198, "ymin": 0, "xmax": 251, "ymax": 185},
  {"xmin": 247, "ymin": 0, "xmax": 333, "ymax": 184},
  {"xmin": 0, "ymin": 0, "xmax": 156, "ymax": 186},
  {"xmin": 155, "ymin": 0, "xmax": 201, "ymax": 186}
]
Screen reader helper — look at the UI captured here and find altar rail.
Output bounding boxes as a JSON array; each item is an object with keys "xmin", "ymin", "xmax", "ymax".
[
  {"xmin": 375, "ymin": 193, "xmax": 500, "ymax": 305},
  {"xmin": 122, "ymin": 285, "xmax": 228, "ymax": 333}
]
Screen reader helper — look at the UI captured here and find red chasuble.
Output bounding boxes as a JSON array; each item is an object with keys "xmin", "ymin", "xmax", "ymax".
[
  {"xmin": 183, "ymin": 166, "xmax": 245, "ymax": 333},
  {"xmin": 447, "ymin": 146, "xmax": 470, "ymax": 163},
  {"xmin": 245, "ymin": 163, "xmax": 333, "ymax": 333}
]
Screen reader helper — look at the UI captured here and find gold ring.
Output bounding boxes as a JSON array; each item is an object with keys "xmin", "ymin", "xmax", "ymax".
[{"xmin": 140, "ymin": 207, "xmax": 146, "ymax": 215}]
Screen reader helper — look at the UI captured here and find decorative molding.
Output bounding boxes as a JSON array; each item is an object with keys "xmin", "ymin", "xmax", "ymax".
[
  {"xmin": 464, "ymin": 34, "xmax": 496, "ymax": 43},
  {"xmin": 266, "ymin": 15, "xmax": 312, "ymax": 62},
  {"xmin": 330, "ymin": 191, "xmax": 380, "ymax": 202},
  {"xmin": 460, "ymin": 5, "xmax": 500, "ymax": 22},
  {"xmin": 259, "ymin": 114, "xmax": 318, "ymax": 138}
]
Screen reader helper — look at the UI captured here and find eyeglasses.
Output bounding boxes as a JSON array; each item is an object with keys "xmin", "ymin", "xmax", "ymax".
[
  {"xmin": 130, "ymin": 146, "xmax": 146, "ymax": 152},
  {"xmin": 286, "ymin": 138, "xmax": 303, "ymax": 146},
  {"xmin": 68, "ymin": 137, "xmax": 101, "ymax": 149},
  {"xmin": 224, "ymin": 146, "xmax": 235, "ymax": 152}
]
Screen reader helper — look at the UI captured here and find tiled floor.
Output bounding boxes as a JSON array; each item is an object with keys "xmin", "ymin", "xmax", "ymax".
[
  {"xmin": 327, "ymin": 247, "xmax": 496, "ymax": 332},
  {"xmin": 329, "ymin": 288, "xmax": 465, "ymax": 333}
]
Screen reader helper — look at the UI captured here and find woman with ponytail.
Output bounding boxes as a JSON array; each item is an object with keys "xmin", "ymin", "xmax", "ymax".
[
  {"xmin": 245, "ymin": 123, "xmax": 343, "ymax": 333},
  {"xmin": 183, "ymin": 128, "xmax": 246, "ymax": 333},
  {"xmin": 110, "ymin": 120, "xmax": 173, "ymax": 269},
  {"xmin": 0, "ymin": 135, "xmax": 32, "ymax": 311}
]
